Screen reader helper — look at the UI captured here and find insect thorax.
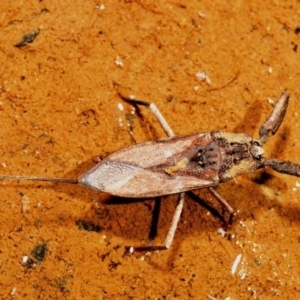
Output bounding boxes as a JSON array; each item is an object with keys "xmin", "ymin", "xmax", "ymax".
[{"xmin": 210, "ymin": 131, "xmax": 262, "ymax": 182}]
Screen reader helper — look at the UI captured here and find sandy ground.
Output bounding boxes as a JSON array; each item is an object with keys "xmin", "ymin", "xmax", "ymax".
[{"xmin": 1, "ymin": 0, "xmax": 300, "ymax": 299}]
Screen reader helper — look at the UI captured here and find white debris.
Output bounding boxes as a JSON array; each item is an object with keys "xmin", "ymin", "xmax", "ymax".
[
  {"xmin": 217, "ymin": 227, "xmax": 226, "ymax": 237},
  {"xmin": 130, "ymin": 107, "xmax": 136, "ymax": 115},
  {"xmin": 117, "ymin": 102, "xmax": 124, "ymax": 111},
  {"xmin": 11, "ymin": 287, "xmax": 17, "ymax": 296},
  {"xmin": 239, "ymin": 220, "xmax": 247, "ymax": 228},
  {"xmin": 96, "ymin": 4, "xmax": 105, "ymax": 10},
  {"xmin": 293, "ymin": 181, "xmax": 300, "ymax": 191},
  {"xmin": 231, "ymin": 253, "xmax": 242, "ymax": 274},
  {"xmin": 21, "ymin": 195, "xmax": 29, "ymax": 213},
  {"xmin": 196, "ymin": 72, "xmax": 211, "ymax": 84},
  {"xmin": 118, "ymin": 117, "xmax": 123, "ymax": 127},
  {"xmin": 115, "ymin": 57, "xmax": 123, "ymax": 67},
  {"xmin": 22, "ymin": 255, "xmax": 29, "ymax": 263},
  {"xmin": 198, "ymin": 11, "xmax": 206, "ymax": 18}
]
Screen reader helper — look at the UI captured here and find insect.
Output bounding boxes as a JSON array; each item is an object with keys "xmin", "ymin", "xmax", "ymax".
[{"xmin": 0, "ymin": 91, "xmax": 299, "ymax": 251}]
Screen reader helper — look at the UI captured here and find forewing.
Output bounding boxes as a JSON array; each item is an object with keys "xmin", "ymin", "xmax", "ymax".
[{"xmin": 79, "ymin": 133, "xmax": 219, "ymax": 198}]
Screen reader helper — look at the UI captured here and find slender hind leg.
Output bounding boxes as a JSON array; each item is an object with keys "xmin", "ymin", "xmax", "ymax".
[{"xmin": 208, "ymin": 187, "xmax": 235, "ymax": 225}]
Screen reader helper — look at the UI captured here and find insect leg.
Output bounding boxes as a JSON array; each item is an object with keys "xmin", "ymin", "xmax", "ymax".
[
  {"xmin": 163, "ymin": 192, "xmax": 185, "ymax": 249},
  {"xmin": 148, "ymin": 198, "xmax": 161, "ymax": 240},
  {"xmin": 147, "ymin": 102, "xmax": 174, "ymax": 137},
  {"xmin": 119, "ymin": 94, "xmax": 175, "ymax": 137},
  {"xmin": 129, "ymin": 193, "xmax": 185, "ymax": 252},
  {"xmin": 259, "ymin": 92, "xmax": 289, "ymax": 144},
  {"xmin": 208, "ymin": 187, "xmax": 234, "ymax": 224}
]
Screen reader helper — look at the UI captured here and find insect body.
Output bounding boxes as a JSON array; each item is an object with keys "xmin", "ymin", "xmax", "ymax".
[
  {"xmin": 79, "ymin": 131, "xmax": 262, "ymax": 198},
  {"xmin": 1, "ymin": 91, "xmax": 299, "ymax": 251}
]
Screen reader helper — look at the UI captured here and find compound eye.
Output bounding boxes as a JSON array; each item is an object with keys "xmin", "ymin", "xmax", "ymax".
[{"xmin": 251, "ymin": 141, "xmax": 264, "ymax": 159}]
